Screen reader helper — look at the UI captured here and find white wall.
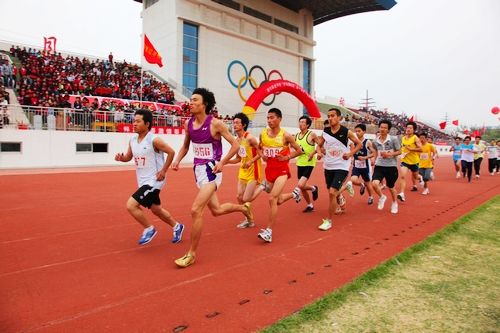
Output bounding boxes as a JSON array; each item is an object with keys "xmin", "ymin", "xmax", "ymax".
[{"xmin": 0, "ymin": 130, "xmax": 228, "ymax": 169}]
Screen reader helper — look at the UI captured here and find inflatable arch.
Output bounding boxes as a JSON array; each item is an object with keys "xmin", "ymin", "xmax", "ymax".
[{"xmin": 242, "ymin": 79, "xmax": 321, "ymax": 119}]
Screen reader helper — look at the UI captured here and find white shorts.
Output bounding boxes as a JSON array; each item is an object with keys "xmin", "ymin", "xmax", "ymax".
[{"xmin": 194, "ymin": 160, "xmax": 223, "ymax": 189}]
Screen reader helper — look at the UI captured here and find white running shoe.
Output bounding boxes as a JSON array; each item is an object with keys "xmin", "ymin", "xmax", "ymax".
[
  {"xmin": 377, "ymin": 195, "xmax": 387, "ymax": 210},
  {"xmin": 391, "ymin": 202, "xmax": 398, "ymax": 214},
  {"xmin": 397, "ymin": 192, "xmax": 406, "ymax": 202},
  {"xmin": 422, "ymin": 188, "xmax": 430, "ymax": 195},
  {"xmin": 237, "ymin": 219, "xmax": 255, "ymax": 228},
  {"xmin": 257, "ymin": 228, "xmax": 272, "ymax": 242},
  {"xmin": 318, "ymin": 219, "xmax": 332, "ymax": 231},
  {"xmin": 292, "ymin": 187, "xmax": 302, "ymax": 203},
  {"xmin": 346, "ymin": 181, "xmax": 355, "ymax": 197}
]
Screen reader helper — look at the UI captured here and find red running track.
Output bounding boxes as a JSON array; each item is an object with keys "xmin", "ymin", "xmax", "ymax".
[{"xmin": 0, "ymin": 159, "xmax": 498, "ymax": 332}]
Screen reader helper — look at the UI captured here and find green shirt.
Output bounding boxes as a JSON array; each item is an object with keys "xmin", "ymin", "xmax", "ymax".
[{"xmin": 295, "ymin": 130, "xmax": 316, "ymax": 167}]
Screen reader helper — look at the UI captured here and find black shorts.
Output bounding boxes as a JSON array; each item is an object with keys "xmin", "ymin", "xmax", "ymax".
[
  {"xmin": 400, "ymin": 162, "xmax": 419, "ymax": 173},
  {"xmin": 132, "ymin": 185, "xmax": 161, "ymax": 208},
  {"xmin": 372, "ymin": 166, "xmax": 399, "ymax": 189},
  {"xmin": 351, "ymin": 167, "xmax": 372, "ymax": 182},
  {"xmin": 324, "ymin": 169, "xmax": 349, "ymax": 190},
  {"xmin": 297, "ymin": 166, "xmax": 314, "ymax": 179}
]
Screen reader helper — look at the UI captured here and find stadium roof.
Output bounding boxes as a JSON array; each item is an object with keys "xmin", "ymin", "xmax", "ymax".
[{"xmin": 133, "ymin": 0, "xmax": 397, "ymax": 25}]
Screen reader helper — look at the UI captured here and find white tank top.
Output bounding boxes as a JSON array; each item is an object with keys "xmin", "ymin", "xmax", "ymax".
[
  {"xmin": 130, "ymin": 132, "xmax": 166, "ymax": 189},
  {"xmin": 322, "ymin": 126, "xmax": 351, "ymax": 171}
]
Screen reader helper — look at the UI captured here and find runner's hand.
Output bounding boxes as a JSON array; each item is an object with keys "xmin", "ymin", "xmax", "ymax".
[
  {"xmin": 115, "ymin": 153, "xmax": 124, "ymax": 162},
  {"xmin": 212, "ymin": 161, "xmax": 224, "ymax": 173},
  {"xmin": 171, "ymin": 161, "xmax": 180, "ymax": 171}
]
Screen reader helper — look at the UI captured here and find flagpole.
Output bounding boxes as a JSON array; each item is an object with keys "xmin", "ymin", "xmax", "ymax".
[
  {"xmin": 140, "ymin": 67, "xmax": 143, "ymax": 108},
  {"xmin": 140, "ymin": 33, "xmax": 143, "ymax": 109}
]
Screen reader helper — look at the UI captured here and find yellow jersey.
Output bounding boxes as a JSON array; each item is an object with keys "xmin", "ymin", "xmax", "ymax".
[
  {"xmin": 237, "ymin": 132, "xmax": 262, "ymax": 183},
  {"xmin": 419, "ymin": 143, "xmax": 436, "ymax": 168},
  {"xmin": 260, "ymin": 128, "xmax": 290, "ymax": 168},
  {"xmin": 401, "ymin": 135, "xmax": 420, "ymax": 165}
]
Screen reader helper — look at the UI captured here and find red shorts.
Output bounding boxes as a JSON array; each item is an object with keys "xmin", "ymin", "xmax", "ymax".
[{"xmin": 265, "ymin": 163, "xmax": 291, "ymax": 183}]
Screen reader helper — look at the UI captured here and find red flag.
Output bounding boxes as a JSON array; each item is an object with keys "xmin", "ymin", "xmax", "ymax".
[
  {"xmin": 143, "ymin": 35, "xmax": 163, "ymax": 67},
  {"xmin": 463, "ymin": 129, "xmax": 469, "ymax": 135},
  {"xmin": 472, "ymin": 130, "xmax": 481, "ymax": 137},
  {"xmin": 439, "ymin": 121, "xmax": 447, "ymax": 129},
  {"xmin": 408, "ymin": 115, "xmax": 414, "ymax": 122},
  {"xmin": 452, "ymin": 120, "xmax": 459, "ymax": 126}
]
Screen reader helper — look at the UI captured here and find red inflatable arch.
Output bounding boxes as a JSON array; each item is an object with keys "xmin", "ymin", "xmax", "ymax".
[{"xmin": 242, "ymin": 79, "xmax": 321, "ymax": 119}]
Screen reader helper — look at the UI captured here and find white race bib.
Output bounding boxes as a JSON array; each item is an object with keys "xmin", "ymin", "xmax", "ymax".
[
  {"xmin": 263, "ymin": 147, "xmax": 281, "ymax": 158},
  {"xmin": 193, "ymin": 143, "xmax": 214, "ymax": 159},
  {"xmin": 238, "ymin": 146, "xmax": 247, "ymax": 158},
  {"xmin": 354, "ymin": 159, "xmax": 367, "ymax": 168},
  {"xmin": 420, "ymin": 153, "xmax": 429, "ymax": 160}
]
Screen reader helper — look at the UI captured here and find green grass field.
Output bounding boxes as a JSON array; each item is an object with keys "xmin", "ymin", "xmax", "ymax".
[{"xmin": 263, "ymin": 196, "xmax": 500, "ymax": 333}]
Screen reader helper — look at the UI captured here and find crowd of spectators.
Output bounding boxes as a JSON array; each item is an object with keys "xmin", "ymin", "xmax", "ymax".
[
  {"xmin": 8, "ymin": 45, "xmax": 176, "ymax": 109},
  {"xmin": 348, "ymin": 108, "xmax": 453, "ymax": 141}
]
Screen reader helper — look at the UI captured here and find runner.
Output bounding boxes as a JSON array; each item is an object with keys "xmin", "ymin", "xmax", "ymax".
[
  {"xmin": 370, "ymin": 119, "xmax": 402, "ymax": 214},
  {"xmin": 257, "ymin": 108, "xmax": 305, "ymax": 243},
  {"xmin": 449, "ymin": 137, "xmax": 463, "ymax": 178},
  {"xmin": 115, "ymin": 109, "xmax": 185, "ymax": 245},
  {"xmin": 171, "ymin": 88, "xmax": 253, "ymax": 267},
  {"xmin": 227, "ymin": 112, "xmax": 264, "ymax": 228},
  {"xmin": 460, "ymin": 136, "xmax": 476, "ymax": 182},
  {"xmin": 315, "ymin": 108, "xmax": 362, "ymax": 231},
  {"xmin": 473, "ymin": 136, "xmax": 486, "ymax": 179},
  {"xmin": 345, "ymin": 124, "xmax": 375, "ymax": 205},
  {"xmin": 486, "ymin": 139, "xmax": 498, "ymax": 176},
  {"xmin": 418, "ymin": 132, "xmax": 437, "ymax": 195},
  {"xmin": 397, "ymin": 121, "xmax": 422, "ymax": 202},
  {"xmin": 294, "ymin": 115, "xmax": 320, "ymax": 213}
]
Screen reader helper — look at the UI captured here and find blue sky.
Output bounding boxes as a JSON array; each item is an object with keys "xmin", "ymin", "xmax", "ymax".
[{"xmin": 0, "ymin": 0, "xmax": 498, "ymax": 127}]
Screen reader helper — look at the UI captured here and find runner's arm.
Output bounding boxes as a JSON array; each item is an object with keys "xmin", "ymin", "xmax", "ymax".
[
  {"xmin": 345, "ymin": 130, "xmax": 362, "ymax": 159},
  {"xmin": 153, "ymin": 137, "xmax": 175, "ymax": 175},
  {"xmin": 115, "ymin": 142, "xmax": 133, "ymax": 162},
  {"xmin": 172, "ymin": 122, "xmax": 190, "ymax": 170}
]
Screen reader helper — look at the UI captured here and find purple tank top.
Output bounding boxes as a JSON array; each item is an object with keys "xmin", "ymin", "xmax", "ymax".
[{"xmin": 188, "ymin": 115, "xmax": 223, "ymax": 165}]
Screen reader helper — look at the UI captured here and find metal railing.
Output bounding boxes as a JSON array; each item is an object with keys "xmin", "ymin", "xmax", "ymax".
[{"xmin": 0, "ymin": 104, "xmax": 190, "ymax": 132}]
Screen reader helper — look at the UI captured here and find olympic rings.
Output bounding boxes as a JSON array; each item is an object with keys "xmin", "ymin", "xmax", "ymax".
[{"xmin": 227, "ymin": 60, "xmax": 283, "ymax": 106}]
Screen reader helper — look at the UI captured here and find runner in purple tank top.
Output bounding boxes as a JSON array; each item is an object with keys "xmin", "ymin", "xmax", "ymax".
[{"xmin": 172, "ymin": 88, "xmax": 254, "ymax": 268}]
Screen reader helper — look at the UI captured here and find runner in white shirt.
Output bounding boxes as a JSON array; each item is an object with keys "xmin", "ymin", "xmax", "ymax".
[{"xmin": 115, "ymin": 109, "xmax": 184, "ymax": 245}]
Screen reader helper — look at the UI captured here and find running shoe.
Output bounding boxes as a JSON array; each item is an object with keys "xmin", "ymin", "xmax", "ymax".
[
  {"xmin": 367, "ymin": 196, "xmax": 374, "ymax": 205},
  {"xmin": 318, "ymin": 219, "xmax": 332, "ymax": 231},
  {"xmin": 422, "ymin": 188, "xmax": 430, "ymax": 195},
  {"xmin": 391, "ymin": 202, "xmax": 398, "ymax": 214},
  {"xmin": 237, "ymin": 219, "xmax": 255, "ymax": 228},
  {"xmin": 175, "ymin": 253, "xmax": 195, "ymax": 268},
  {"xmin": 311, "ymin": 185, "xmax": 319, "ymax": 201},
  {"xmin": 243, "ymin": 202, "xmax": 254, "ymax": 222},
  {"xmin": 411, "ymin": 186, "xmax": 418, "ymax": 192},
  {"xmin": 378, "ymin": 195, "xmax": 387, "ymax": 210},
  {"xmin": 337, "ymin": 193, "xmax": 346, "ymax": 209},
  {"xmin": 292, "ymin": 187, "xmax": 302, "ymax": 203},
  {"xmin": 171, "ymin": 223, "xmax": 184, "ymax": 243},
  {"xmin": 397, "ymin": 193, "xmax": 406, "ymax": 202},
  {"xmin": 346, "ymin": 181, "xmax": 355, "ymax": 197},
  {"xmin": 360, "ymin": 183, "xmax": 366, "ymax": 195},
  {"xmin": 258, "ymin": 228, "xmax": 272, "ymax": 243},
  {"xmin": 138, "ymin": 227, "xmax": 157, "ymax": 245},
  {"xmin": 302, "ymin": 206, "xmax": 314, "ymax": 213}
]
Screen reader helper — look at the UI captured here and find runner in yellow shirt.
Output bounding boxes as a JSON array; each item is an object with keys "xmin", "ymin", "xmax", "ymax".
[
  {"xmin": 228, "ymin": 112, "xmax": 264, "ymax": 228},
  {"xmin": 397, "ymin": 121, "xmax": 422, "ymax": 202},
  {"xmin": 418, "ymin": 132, "xmax": 437, "ymax": 195}
]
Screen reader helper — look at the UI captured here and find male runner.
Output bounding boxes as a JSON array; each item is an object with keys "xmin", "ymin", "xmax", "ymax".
[
  {"xmin": 345, "ymin": 124, "xmax": 375, "ymax": 204},
  {"xmin": 370, "ymin": 119, "xmax": 402, "ymax": 214},
  {"xmin": 257, "ymin": 108, "xmax": 305, "ymax": 243},
  {"xmin": 115, "ymin": 109, "xmax": 184, "ymax": 245},
  {"xmin": 228, "ymin": 112, "xmax": 263, "ymax": 228},
  {"xmin": 449, "ymin": 137, "xmax": 462, "ymax": 178},
  {"xmin": 397, "ymin": 121, "xmax": 422, "ymax": 202},
  {"xmin": 315, "ymin": 108, "xmax": 362, "ymax": 231},
  {"xmin": 171, "ymin": 88, "xmax": 253, "ymax": 267},
  {"xmin": 294, "ymin": 115, "xmax": 319, "ymax": 212},
  {"xmin": 418, "ymin": 132, "xmax": 437, "ymax": 195}
]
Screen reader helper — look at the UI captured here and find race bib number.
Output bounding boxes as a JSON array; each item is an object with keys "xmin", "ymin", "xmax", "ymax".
[
  {"xmin": 420, "ymin": 153, "xmax": 429, "ymax": 160},
  {"xmin": 134, "ymin": 156, "xmax": 147, "ymax": 169},
  {"xmin": 193, "ymin": 143, "xmax": 214, "ymax": 159},
  {"xmin": 378, "ymin": 150, "xmax": 393, "ymax": 158},
  {"xmin": 354, "ymin": 159, "xmax": 367, "ymax": 168},
  {"xmin": 327, "ymin": 149, "xmax": 343, "ymax": 158},
  {"xmin": 238, "ymin": 146, "xmax": 247, "ymax": 158},
  {"xmin": 263, "ymin": 147, "xmax": 282, "ymax": 158}
]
